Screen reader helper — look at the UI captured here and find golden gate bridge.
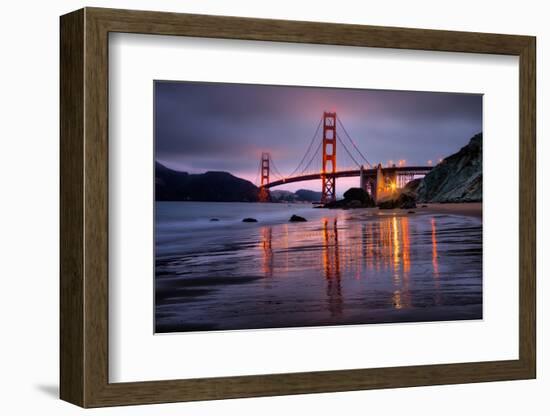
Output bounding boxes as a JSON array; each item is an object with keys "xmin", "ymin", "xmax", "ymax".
[{"xmin": 255, "ymin": 112, "xmax": 433, "ymax": 203}]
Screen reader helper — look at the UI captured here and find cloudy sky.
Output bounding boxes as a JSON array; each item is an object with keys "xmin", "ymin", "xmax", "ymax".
[{"xmin": 155, "ymin": 81, "xmax": 482, "ymax": 193}]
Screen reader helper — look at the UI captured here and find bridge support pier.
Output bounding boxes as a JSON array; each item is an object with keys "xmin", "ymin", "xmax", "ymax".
[
  {"xmin": 360, "ymin": 165, "xmax": 376, "ymax": 198},
  {"xmin": 374, "ymin": 164, "xmax": 401, "ymax": 203}
]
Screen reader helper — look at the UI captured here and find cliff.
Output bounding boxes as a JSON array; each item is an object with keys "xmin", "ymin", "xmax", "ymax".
[{"xmin": 416, "ymin": 133, "xmax": 482, "ymax": 203}]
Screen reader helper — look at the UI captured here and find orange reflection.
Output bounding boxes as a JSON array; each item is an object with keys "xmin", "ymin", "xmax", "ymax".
[
  {"xmin": 261, "ymin": 226, "xmax": 273, "ymax": 278},
  {"xmin": 322, "ymin": 219, "xmax": 343, "ymax": 317},
  {"xmin": 366, "ymin": 216, "xmax": 413, "ymax": 309},
  {"xmin": 257, "ymin": 213, "xmax": 416, "ymax": 313},
  {"xmin": 392, "ymin": 216, "xmax": 400, "ymax": 281},
  {"xmin": 393, "ymin": 290, "xmax": 403, "ymax": 310},
  {"xmin": 401, "ymin": 217, "xmax": 411, "ymax": 277}
]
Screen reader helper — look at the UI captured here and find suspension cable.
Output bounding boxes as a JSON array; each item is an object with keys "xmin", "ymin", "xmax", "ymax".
[
  {"xmin": 336, "ymin": 133, "xmax": 361, "ymax": 168},
  {"xmin": 269, "ymin": 155, "xmax": 285, "ymax": 181},
  {"xmin": 337, "ymin": 116, "xmax": 373, "ymax": 168},
  {"xmin": 253, "ymin": 157, "xmax": 261, "ymax": 186},
  {"xmin": 287, "ymin": 116, "xmax": 323, "ymax": 177},
  {"xmin": 300, "ymin": 140, "xmax": 323, "ymax": 175}
]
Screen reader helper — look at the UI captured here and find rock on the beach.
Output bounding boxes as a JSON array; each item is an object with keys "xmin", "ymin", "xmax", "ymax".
[
  {"xmin": 347, "ymin": 200, "xmax": 364, "ymax": 208},
  {"xmin": 289, "ymin": 214, "xmax": 307, "ymax": 222},
  {"xmin": 343, "ymin": 188, "xmax": 375, "ymax": 206},
  {"xmin": 324, "ymin": 187, "xmax": 375, "ymax": 209},
  {"xmin": 378, "ymin": 189, "xmax": 417, "ymax": 210},
  {"xmin": 242, "ymin": 217, "xmax": 258, "ymax": 223},
  {"xmin": 378, "ymin": 199, "xmax": 397, "ymax": 209},
  {"xmin": 397, "ymin": 192, "xmax": 417, "ymax": 209}
]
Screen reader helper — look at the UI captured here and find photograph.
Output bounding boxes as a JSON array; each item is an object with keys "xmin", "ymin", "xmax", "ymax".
[{"xmin": 154, "ymin": 81, "xmax": 483, "ymax": 333}]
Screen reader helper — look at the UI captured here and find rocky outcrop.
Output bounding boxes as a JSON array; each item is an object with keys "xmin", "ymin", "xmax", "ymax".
[
  {"xmin": 416, "ymin": 133, "xmax": 482, "ymax": 203},
  {"xmin": 403, "ymin": 178, "xmax": 422, "ymax": 195},
  {"xmin": 378, "ymin": 191, "xmax": 417, "ymax": 210},
  {"xmin": 324, "ymin": 187, "xmax": 376, "ymax": 209},
  {"xmin": 289, "ymin": 215, "xmax": 307, "ymax": 222}
]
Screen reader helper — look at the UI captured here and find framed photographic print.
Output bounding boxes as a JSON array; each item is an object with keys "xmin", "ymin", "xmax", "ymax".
[{"xmin": 60, "ymin": 7, "xmax": 536, "ymax": 407}]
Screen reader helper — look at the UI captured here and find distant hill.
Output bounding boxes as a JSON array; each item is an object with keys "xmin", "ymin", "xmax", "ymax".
[
  {"xmin": 416, "ymin": 133, "xmax": 482, "ymax": 203},
  {"xmin": 155, "ymin": 162, "xmax": 259, "ymax": 202},
  {"xmin": 270, "ymin": 190, "xmax": 296, "ymax": 202},
  {"xmin": 270, "ymin": 188, "xmax": 323, "ymax": 203},
  {"xmin": 295, "ymin": 189, "xmax": 323, "ymax": 202}
]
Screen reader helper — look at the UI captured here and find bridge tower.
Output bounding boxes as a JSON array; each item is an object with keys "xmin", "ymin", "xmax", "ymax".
[
  {"xmin": 258, "ymin": 152, "xmax": 270, "ymax": 202},
  {"xmin": 321, "ymin": 112, "xmax": 337, "ymax": 203}
]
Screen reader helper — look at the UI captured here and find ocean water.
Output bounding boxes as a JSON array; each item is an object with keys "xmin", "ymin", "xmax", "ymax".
[{"xmin": 155, "ymin": 202, "xmax": 482, "ymax": 332}]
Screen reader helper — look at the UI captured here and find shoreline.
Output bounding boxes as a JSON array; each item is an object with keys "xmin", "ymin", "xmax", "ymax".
[
  {"xmin": 415, "ymin": 202, "xmax": 482, "ymax": 219},
  {"xmin": 155, "ymin": 201, "xmax": 483, "ymax": 230}
]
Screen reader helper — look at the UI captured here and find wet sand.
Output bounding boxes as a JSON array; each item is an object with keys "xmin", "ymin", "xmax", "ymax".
[
  {"xmin": 415, "ymin": 202, "xmax": 482, "ymax": 219},
  {"xmin": 155, "ymin": 201, "xmax": 483, "ymax": 333}
]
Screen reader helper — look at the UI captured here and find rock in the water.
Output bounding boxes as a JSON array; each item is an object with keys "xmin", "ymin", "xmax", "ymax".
[
  {"xmin": 377, "ymin": 190, "xmax": 417, "ymax": 209},
  {"xmin": 408, "ymin": 211, "xmax": 416, "ymax": 214},
  {"xmin": 397, "ymin": 192, "xmax": 417, "ymax": 209},
  {"xmin": 242, "ymin": 217, "xmax": 258, "ymax": 223},
  {"xmin": 347, "ymin": 200, "xmax": 363, "ymax": 208},
  {"xmin": 210, "ymin": 218, "xmax": 220, "ymax": 221},
  {"xmin": 324, "ymin": 187, "xmax": 375, "ymax": 209},
  {"xmin": 289, "ymin": 214, "xmax": 307, "ymax": 222},
  {"xmin": 416, "ymin": 133, "xmax": 482, "ymax": 203},
  {"xmin": 378, "ymin": 199, "xmax": 397, "ymax": 209},
  {"xmin": 324, "ymin": 199, "xmax": 347, "ymax": 209},
  {"xmin": 343, "ymin": 188, "xmax": 375, "ymax": 206}
]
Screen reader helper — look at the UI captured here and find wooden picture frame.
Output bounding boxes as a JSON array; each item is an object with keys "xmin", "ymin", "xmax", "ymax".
[{"xmin": 60, "ymin": 7, "xmax": 536, "ymax": 408}]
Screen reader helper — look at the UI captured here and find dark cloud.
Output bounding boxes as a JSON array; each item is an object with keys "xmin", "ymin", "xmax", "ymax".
[{"xmin": 155, "ymin": 81, "xmax": 482, "ymax": 189}]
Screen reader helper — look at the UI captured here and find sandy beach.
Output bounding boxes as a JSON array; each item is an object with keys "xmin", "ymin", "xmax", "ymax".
[{"xmin": 412, "ymin": 202, "xmax": 482, "ymax": 219}]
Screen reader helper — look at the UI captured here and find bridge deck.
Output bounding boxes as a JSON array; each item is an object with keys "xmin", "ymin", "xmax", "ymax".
[{"xmin": 265, "ymin": 166, "xmax": 432, "ymax": 189}]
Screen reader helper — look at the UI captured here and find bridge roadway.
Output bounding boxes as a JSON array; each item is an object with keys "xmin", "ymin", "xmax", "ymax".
[{"xmin": 264, "ymin": 166, "xmax": 433, "ymax": 189}]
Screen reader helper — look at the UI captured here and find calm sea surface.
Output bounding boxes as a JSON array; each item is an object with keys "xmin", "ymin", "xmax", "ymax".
[{"xmin": 155, "ymin": 202, "xmax": 482, "ymax": 332}]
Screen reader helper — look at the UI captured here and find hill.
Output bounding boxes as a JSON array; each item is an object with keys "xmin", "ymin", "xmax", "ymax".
[
  {"xmin": 155, "ymin": 162, "xmax": 259, "ymax": 202},
  {"xmin": 270, "ymin": 188, "xmax": 323, "ymax": 203}
]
